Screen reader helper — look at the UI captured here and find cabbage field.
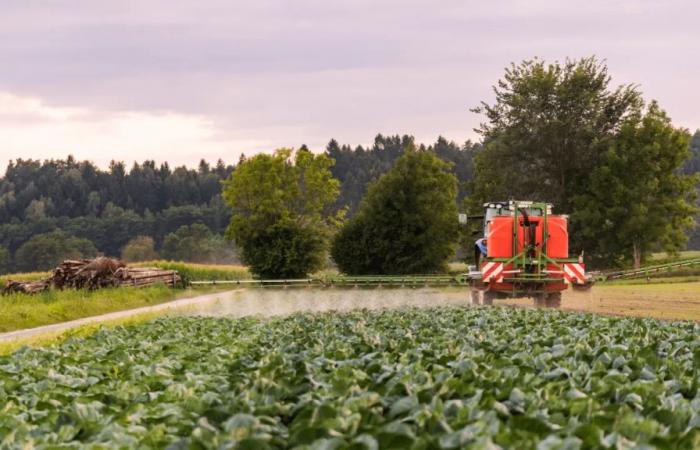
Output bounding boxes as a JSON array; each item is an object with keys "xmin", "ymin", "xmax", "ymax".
[{"xmin": 2, "ymin": 307, "xmax": 700, "ymax": 449}]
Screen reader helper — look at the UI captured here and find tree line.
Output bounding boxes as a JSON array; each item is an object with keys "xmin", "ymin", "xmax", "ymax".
[
  {"xmin": 0, "ymin": 136, "xmax": 477, "ymax": 273},
  {"xmin": 1, "ymin": 56, "xmax": 699, "ymax": 275}
]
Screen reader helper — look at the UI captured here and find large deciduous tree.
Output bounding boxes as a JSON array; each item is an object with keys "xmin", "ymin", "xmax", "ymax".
[
  {"xmin": 223, "ymin": 149, "xmax": 340, "ymax": 278},
  {"xmin": 471, "ymin": 56, "xmax": 642, "ymax": 215},
  {"xmin": 331, "ymin": 148, "xmax": 459, "ymax": 274},
  {"xmin": 574, "ymin": 103, "xmax": 698, "ymax": 267},
  {"xmin": 471, "ymin": 56, "xmax": 698, "ymax": 266}
]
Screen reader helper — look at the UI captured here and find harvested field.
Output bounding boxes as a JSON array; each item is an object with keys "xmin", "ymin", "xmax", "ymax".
[{"xmin": 498, "ymin": 281, "xmax": 700, "ymax": 321}]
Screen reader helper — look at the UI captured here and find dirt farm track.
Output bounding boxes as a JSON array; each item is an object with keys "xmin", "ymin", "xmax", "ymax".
[
  {"xmin": 190, "ymin": 281, "xmax": 700, "ymax": 322},
  {"xmin": 1, "ymin": 281, "xmax": 699, "ymax": 346}
]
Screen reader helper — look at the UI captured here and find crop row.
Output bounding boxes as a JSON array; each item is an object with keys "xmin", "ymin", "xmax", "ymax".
[{"xmin": 1, "ymin": 307, "xmax": 700, "ymax": 448}]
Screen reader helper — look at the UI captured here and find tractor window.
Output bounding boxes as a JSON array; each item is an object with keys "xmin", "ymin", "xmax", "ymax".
[{"xmin": 484, "ymin": 207, "xmax": 504, "ymax": 236}]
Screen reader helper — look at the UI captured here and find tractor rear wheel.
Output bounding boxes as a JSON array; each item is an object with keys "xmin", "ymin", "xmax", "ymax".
[
  {"xmin": 534, "ymin": 294, "xmax": 548, "ymax": 307},
  {"xmin": 546, "ymin": 292, "xmax": 562, "ymax": 308},
  {"xmin": 470, "ymin": 289, "xmax": 482, "ymax": 305},
  {"xmin": 482, "ymin": 291, "xmax": 496, "ymax": 305}
]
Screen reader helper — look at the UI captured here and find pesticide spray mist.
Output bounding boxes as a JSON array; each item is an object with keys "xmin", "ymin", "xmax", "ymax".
[{"xmin": 185, "ymin": 287, "xmax": 473, "ymax": 319}]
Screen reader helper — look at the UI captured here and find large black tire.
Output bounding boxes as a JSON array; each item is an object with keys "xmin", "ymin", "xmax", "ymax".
[
  {"xmin": 546, "ymin": 292, "xmax": 562, "ymax": 308},
  {"xmin": 534, "ymin": 294, "xmax": 548, "ymax": 308},
  {"xmin": 470, "ymin": 289, "xmax": 482, "ymax": 305},
  {"xmin": 483, "ymin": 290, "xmax": 496, "ymax": 306}
]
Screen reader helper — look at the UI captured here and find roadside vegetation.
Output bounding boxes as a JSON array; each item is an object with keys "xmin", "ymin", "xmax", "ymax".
[
  {"xmin": 0, "ymin": 260, "xmax": 253, "ymax": 334},
  {"xmin": 0, "ymin": 309, "xmax": 164, "ymax": 356},
  {"xmin": 143, "ymin": 260, "xmax": 250, "ymax": 283},
  {"xmin": 0, "ymin": 285, "xmax": 201, "ymax": 333}
]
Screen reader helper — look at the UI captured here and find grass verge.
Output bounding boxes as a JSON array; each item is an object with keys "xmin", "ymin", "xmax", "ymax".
[
  {"xmin": 0, "ymin": 310, "xmax": 163, "ymax": 356},
  {"xmin": 0, "ymin": 285, "xmax": 215, "ymax": 333},
  {"xmin": 0, "ymin": 271, "xmax": 51, "ymax": 284}
]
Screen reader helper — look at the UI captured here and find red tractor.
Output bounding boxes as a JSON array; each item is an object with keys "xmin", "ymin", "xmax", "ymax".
[{"xmin": 465, "ymin": 201, "xmax": 591, "ymax": 307}]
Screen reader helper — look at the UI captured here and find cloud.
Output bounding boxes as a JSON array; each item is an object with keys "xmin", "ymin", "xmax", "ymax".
[
  {"xmin": 0, "ymin": 92, "xmax": 275, "ymax": 170},
  {"xmin": 0, "ymin": 0, "xmax": 698, "ymax": 170}
]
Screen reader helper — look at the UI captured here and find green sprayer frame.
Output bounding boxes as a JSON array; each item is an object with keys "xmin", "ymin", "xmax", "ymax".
[
  {"xmin": 481, "ymin": 201, "xmax": 577, "ymax": 288},
  {"xmin": 190, "ymin": 274, "xmax": 469, "ymax": 288}
]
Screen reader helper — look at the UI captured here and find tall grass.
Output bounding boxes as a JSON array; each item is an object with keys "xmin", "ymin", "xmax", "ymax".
[
  {"xmin": 0, "ymin": 261, "xmax": 247, "ymax": 334},
  {"xmin": 0, "ymin": 285, "xmax": 205, "ymax": 333},
  {"xmin": 138, "ymin": 260, "xmax": 251, "ymax": 283},
  {"xmin": 0, "ymin": 271, "xmax": 51, "ymax": 285}
]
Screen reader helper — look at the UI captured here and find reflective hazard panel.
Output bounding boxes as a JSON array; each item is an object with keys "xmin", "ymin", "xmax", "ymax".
[
  {"xmin": 481, "ymin": 262, "xmax": 504, "ymax": 282},
  {"xmin": 563, "ymin": 263, "xmax": 586, "ymax": 284}
]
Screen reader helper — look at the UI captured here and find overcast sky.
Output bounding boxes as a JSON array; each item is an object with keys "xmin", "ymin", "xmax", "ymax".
[{"xmin": 0, "ymin": 0, "xmax": 698, "ymax": 170}]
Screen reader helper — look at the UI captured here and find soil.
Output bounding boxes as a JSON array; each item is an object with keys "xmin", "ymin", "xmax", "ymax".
[
  {"xmin": 498, "ymin": 282, "xmax": 700, "ymax": 321},
  {"xmin": 2, "ymin": 281, "xmax": 698, "ymax": 344}
]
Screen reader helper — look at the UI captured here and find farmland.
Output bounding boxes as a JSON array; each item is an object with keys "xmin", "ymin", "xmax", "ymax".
[
  {"xmin": 2, "ymin": 306, "xmax": 700, "ymax": 448},
  {"xmin": 0, "ymin": 262, "xmax": 248, "ymax": 333}
]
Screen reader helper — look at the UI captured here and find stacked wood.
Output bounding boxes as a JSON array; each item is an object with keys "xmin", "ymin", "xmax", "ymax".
[
  {"xmin": 51, "ymin": 257, "xmax": 127, "ymax": 290},
  {"xmin": 2, "ymin": 257, "xmax": 181, "ymax": 295},
  {"xmin": 114, "ymin": 266, "xmax": 181, "ymax": 288},
  {"xmin": 3, "ymin": 279, "xmax": 50, "ymax": 295}
]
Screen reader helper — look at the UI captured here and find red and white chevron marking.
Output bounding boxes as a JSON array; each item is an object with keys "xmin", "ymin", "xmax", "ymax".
[
  {"xmin": 563, "ymin": 263, "xmax": 586, "ymax": 284},
  {"xmin": 481, "ymin": 261, "xmax": 504, "ymax": 282}
]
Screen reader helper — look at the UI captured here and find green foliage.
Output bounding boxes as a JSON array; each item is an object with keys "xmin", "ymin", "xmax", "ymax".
[
  {"xmin": 145, "ymin": 261, "xmax": 250, "ymax": 284},
  {"xmin": 0, "ymin": 157, "xmax": 234, "ymax": 261},
  {"xmin": 223, "ymin": 149, "xmax": 340, "ymax": 278},
  {"xmin": 120, "ymin": 236, "xmax": 158, "ymax": 262},
  {"xmin": 0, "ymin": 245, "xmax": 10, "ymax": 275},
  {"xmin": 161, "ymin": 223, "xmax": 239, "ymax": 264},
  {"xmin": 0, "ymin": 138, "xmax": 481, "ymax": 270},
  {"xmin": 471, "ymin": 56, "xmax": 700, "ymax": 262},
  {"xmin": 327, "ymin": 134, "xmax": 479, "ymax": 214},
  {"xmin": 574, "ymin": 103, "xmax": 699, "ymax": 267},
  {"xmin": 14, "ymin": 231, "xmax": 97, "ymax": 272},
  {"xmin": 0, "ymin": 285, "xmax": 189, "ymax": 333},
  {"xmin": 683, "ymin": 130, "xmax": 700, "ymax": 175},
  {"xmin": 471, "ymin": 57, "xmax": 642, "ymax": 220},
  {"xmin": 0, "ymin": 157, "xmax": 233, "ymax": 220},
  {"xmin": 332, "ymin": 149, "xmax": 459, "ymax": 274},
  {"xmin": 3, "ymin": 307, "xmax": 700, "ymax": 447},
  {"xmin": 233, "ymin": 218, "xmax": 326, "ymax": 279}
]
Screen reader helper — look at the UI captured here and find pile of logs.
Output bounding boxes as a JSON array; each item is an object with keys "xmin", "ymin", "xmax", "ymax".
[{"xmin": 3, "ymin": 257, "xmax": 181, "ymax": 295}]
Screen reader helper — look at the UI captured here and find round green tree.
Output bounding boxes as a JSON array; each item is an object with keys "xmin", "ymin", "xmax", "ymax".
[
  {"xmin": 14, "ymin": 230, "xmax": 98, "ymax": 272},
  {"xmin": 222, "ymin": 149, "xmax": 340, "ymax": 278},
  {"xmin": 332, "ymin": 148, "xmax": 459, "ymax": 274},
  {"xmin": 121, "ymin": 236, "xmax": 159, "ymax": 262}
]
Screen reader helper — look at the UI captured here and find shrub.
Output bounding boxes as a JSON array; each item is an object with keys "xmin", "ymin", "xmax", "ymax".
[
  {"xmin": 332, "ymin": 148, "xmax": 459, "ymax": 274},
  {"xmin": 14, "ymin": 231, "xmax": 97, "ymax": 272},
  {"xmin": 121, "ymin": 236, "xmax": 158, "ymax": 262}
]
